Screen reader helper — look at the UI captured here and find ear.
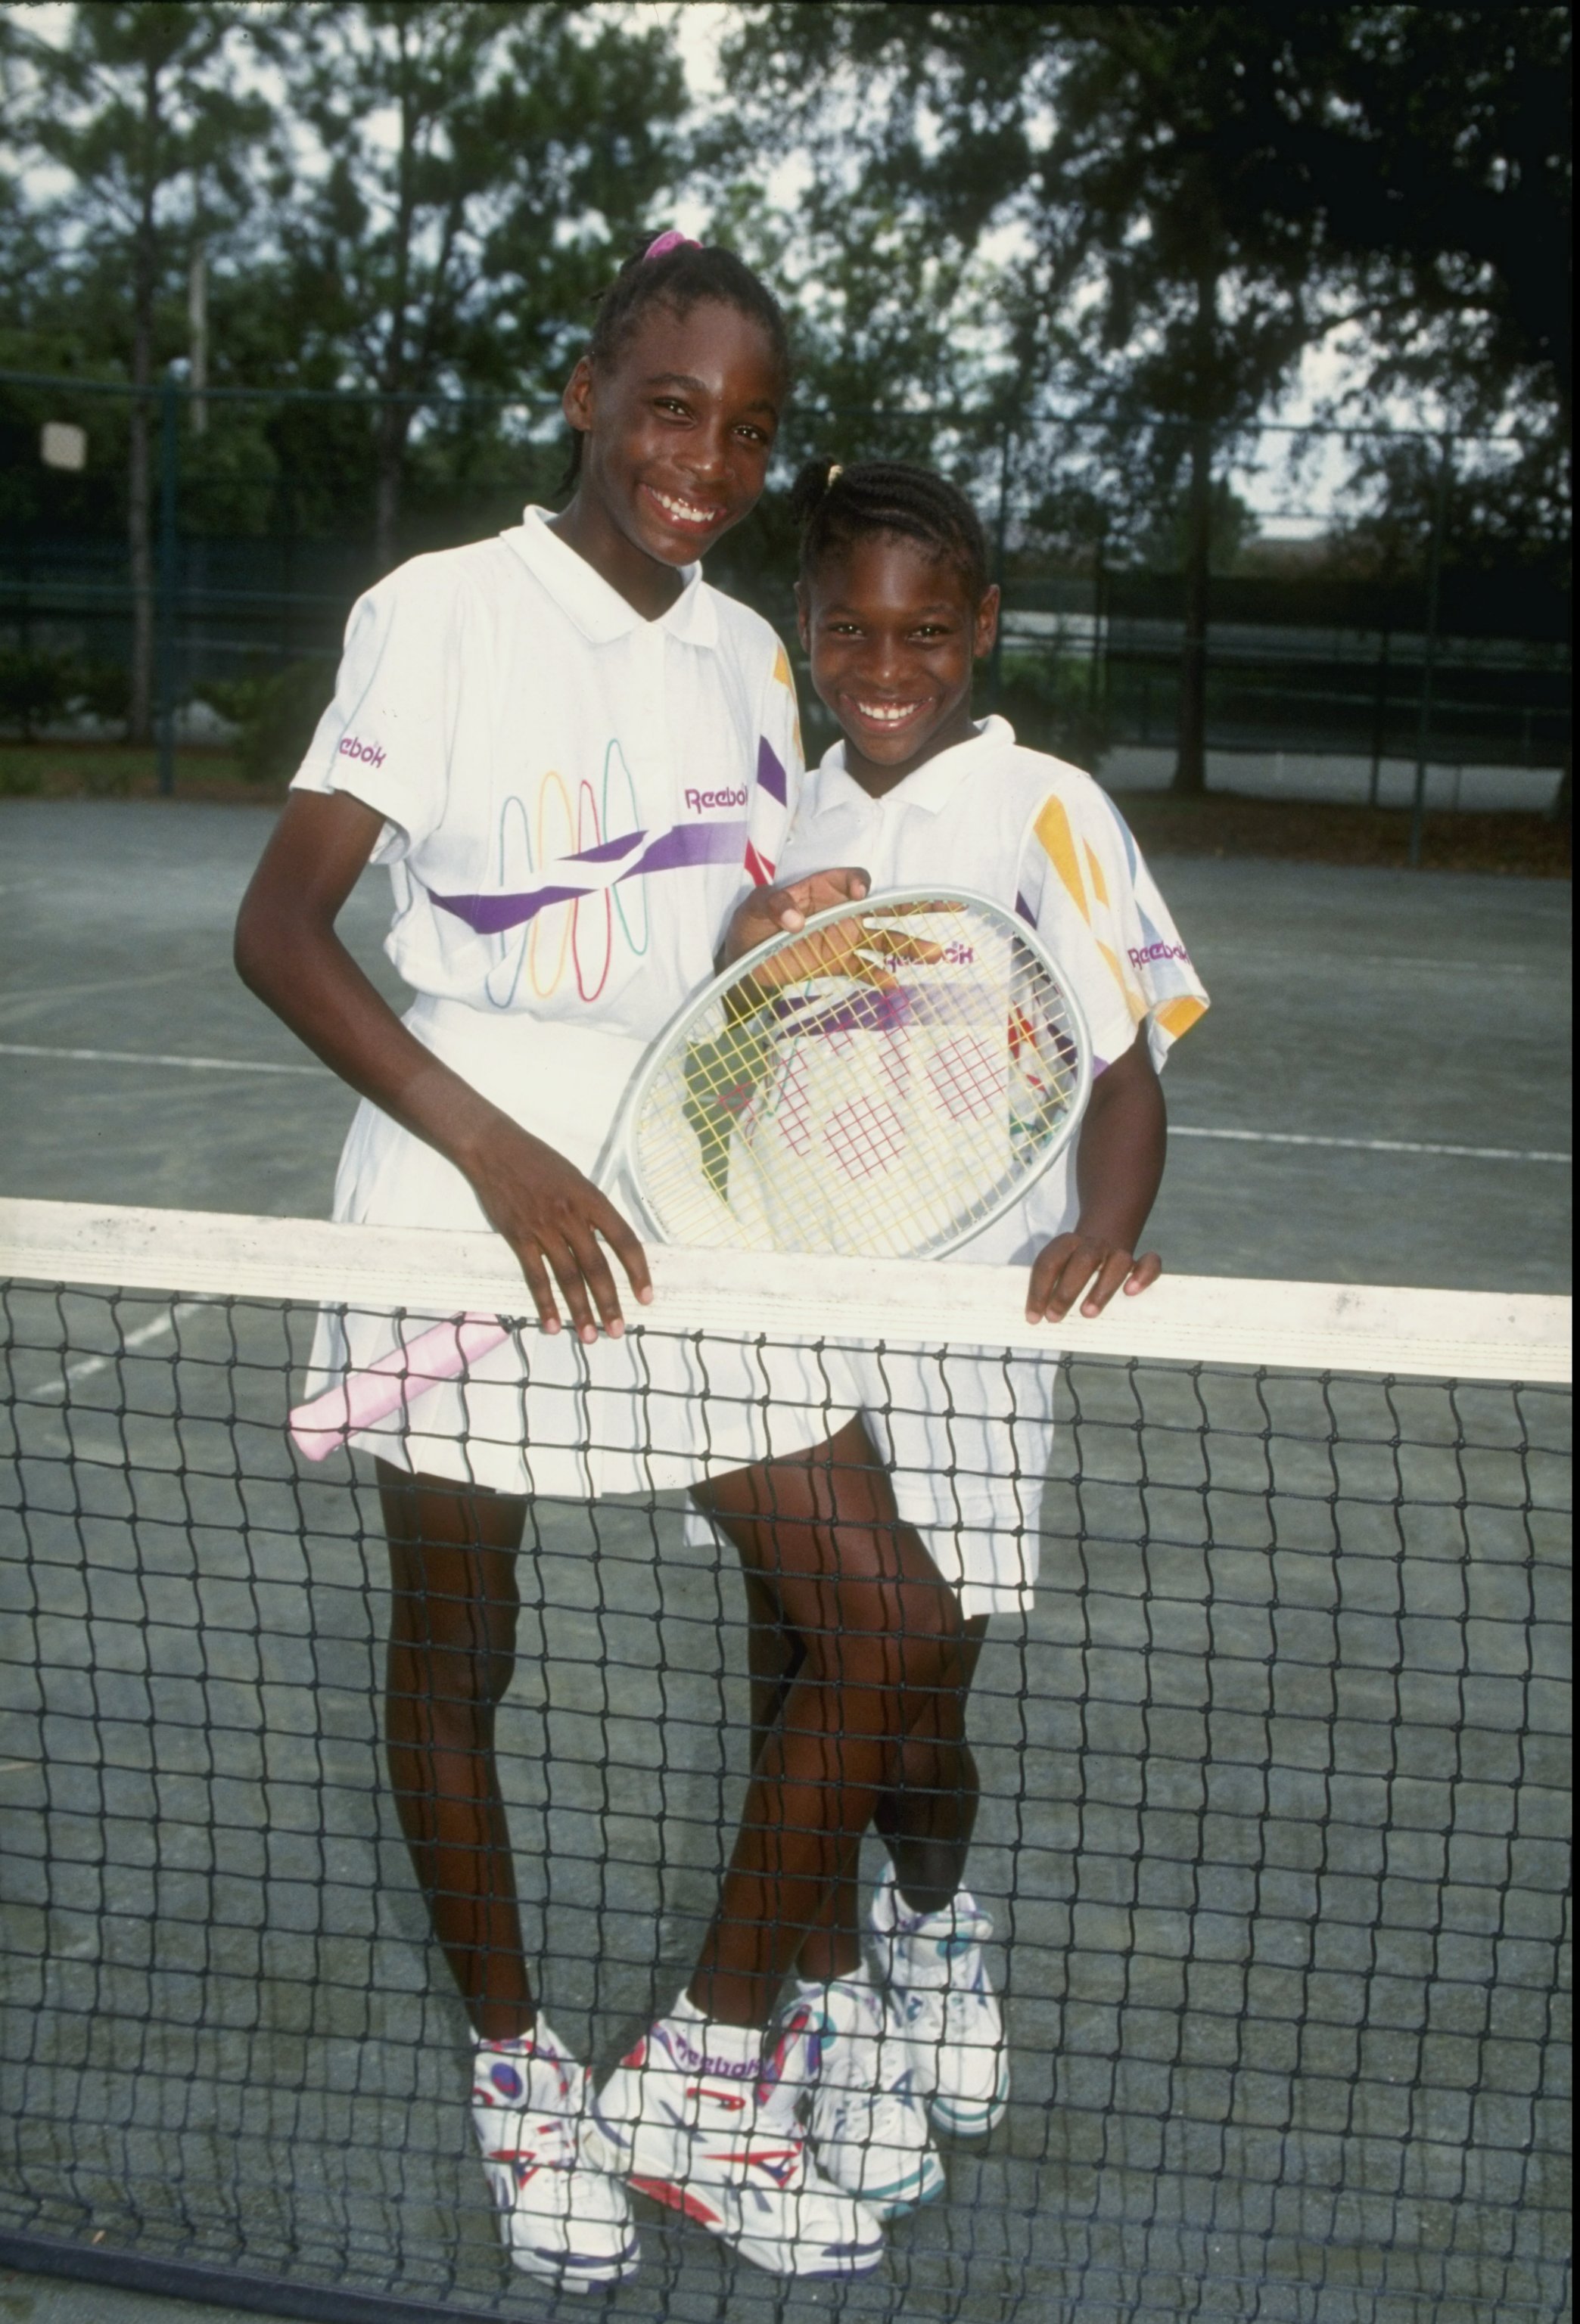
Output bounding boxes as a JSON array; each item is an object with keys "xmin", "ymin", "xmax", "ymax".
[
  {"xmin": 974, "ymin": 583, "xmax": 1001, "ymax": 661},
  {"xmin": 561, "ymin": 355, "xmax": 595, "ymax": 435},
  {"xmin": 794, "ymin": 579, "xmax": 811, "ymax": 653}
]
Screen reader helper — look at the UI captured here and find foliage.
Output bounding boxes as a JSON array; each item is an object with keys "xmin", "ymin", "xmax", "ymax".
[
  {"xmin": 0, "ymin": 645, "xmax": 75, "ymax": 739},
  {"xmin": 993, "ymin": 649, "xmax": 1113, "ymax": 774},
  {"xmin": 198, "ymin": 660, "xmax": 335, "ymax": 784},
  {"xmin": 260, "ymin": 2, "xmax": 687, "ymax": 561}
]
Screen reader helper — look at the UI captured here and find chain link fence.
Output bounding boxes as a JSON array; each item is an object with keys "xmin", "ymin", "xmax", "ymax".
[{"xmin": 0, "ymin": 371, "xmax": 1569, "ymax": 823}]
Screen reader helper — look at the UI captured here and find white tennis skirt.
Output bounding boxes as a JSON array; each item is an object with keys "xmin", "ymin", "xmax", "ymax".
[{"xmin": 304, "ymin": 996, "xmax": 855, "ymax": 1499}]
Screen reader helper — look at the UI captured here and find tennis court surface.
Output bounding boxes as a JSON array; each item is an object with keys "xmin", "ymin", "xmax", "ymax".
[{"xmin": 1, "ymin": 1198, "xmax": 1569, "ymax": 2324}]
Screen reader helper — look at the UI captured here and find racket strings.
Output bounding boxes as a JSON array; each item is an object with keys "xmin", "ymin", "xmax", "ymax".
[{"xmin": 633, "ymin": 898, "xmax": 1088, "ymax": 1260}]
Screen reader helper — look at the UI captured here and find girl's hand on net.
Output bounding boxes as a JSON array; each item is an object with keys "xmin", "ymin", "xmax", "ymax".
[
  {"xmin": 463, "ymin": 1114, "xmax": 652, "ymax": 1344},
  {"xmin": 1026, "ymin": 1234, "xmax": 1162, "ymax": 1324}
]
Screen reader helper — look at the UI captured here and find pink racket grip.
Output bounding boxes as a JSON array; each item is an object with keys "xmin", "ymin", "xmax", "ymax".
[{"xmin": 289, "ymin": 1313, "xmax": 509, "ymax": 1462}]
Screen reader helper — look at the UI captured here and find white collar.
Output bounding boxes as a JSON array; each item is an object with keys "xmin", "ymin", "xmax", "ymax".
[
  {"xmin": 501, "ymin": 505, "xmax": 719, "ymax": 649},
  {"xmin": 816, "ymin": 716, "xmax": 1015, "ymax": 815}
]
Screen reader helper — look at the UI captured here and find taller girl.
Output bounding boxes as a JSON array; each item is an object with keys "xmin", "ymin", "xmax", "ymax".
[{"xmin": 235, "ymin": 240, "xmax": 876, "ymax": 2291}]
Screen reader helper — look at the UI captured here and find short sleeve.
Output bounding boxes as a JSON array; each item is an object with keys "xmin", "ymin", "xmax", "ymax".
[
  {"xmin": 744, "ymin": 637, "xmax": 806, "ymax": 886},
  {"xmin": 289, "ymin": 565, "xmax": 453, "ymax": 861},
  {"xmin": 1019, "ymin": 781, "xmax": 1209, "ymax": 1072}
]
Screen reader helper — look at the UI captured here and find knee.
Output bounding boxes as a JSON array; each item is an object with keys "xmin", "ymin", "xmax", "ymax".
[
  {"xmin": 389, "ymin": 1591, "xmax": 518, "ymax": 1720},
  {"xmin": 812, "ymin": 1571, "xmax": 966, "ymax": 1710}
]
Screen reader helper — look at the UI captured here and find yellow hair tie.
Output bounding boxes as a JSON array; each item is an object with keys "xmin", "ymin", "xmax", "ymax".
[{"xmin": 826, "ymin": 463, "xmax": 843, "ymax": 486}]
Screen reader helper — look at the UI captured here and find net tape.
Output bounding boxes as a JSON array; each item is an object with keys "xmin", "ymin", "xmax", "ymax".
[{"xmin": 0, "ymin": 1199, "xmax": 1572, "ymax": 2324}]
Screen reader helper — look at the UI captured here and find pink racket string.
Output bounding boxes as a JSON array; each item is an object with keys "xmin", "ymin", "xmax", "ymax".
[{"xmin": 288, "ymin": 1313, "xmax": 509, "ymax": 1462}]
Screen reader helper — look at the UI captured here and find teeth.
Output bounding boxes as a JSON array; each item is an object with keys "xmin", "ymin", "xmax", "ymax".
[
  {"xmin": 855, "ymin": 701, "xmax": 917, "ymax": 724},
  {"xmin": 652, "ymin": 488, "xmax": 717, "ymax": 525}
]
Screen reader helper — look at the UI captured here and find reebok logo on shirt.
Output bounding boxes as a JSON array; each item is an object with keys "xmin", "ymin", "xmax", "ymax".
[
  {"xmin": 338, "ymin": 734, "xmax": 387, "ymax": 769},
  {"xmin": 1129, "ymin": 941, "xmax": 1190, "ymax": 968},
  {"xmin": 685, "ymin": 786, "xmax": 746, "ymax": 813}
]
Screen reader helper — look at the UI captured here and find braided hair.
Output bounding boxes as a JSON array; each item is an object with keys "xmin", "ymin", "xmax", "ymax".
[
  {"xmin": 560, "ymin": 238, "xmax": 791, "ymax": 491},
  {"xmin": 788, "ymin": 458, "xmax": 990, "ymax": 602}
]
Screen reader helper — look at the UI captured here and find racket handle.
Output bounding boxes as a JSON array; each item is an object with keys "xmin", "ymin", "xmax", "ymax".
[{"xmin": 289, "ymin": 1313, "xmax": 509, "ymax": 1462}]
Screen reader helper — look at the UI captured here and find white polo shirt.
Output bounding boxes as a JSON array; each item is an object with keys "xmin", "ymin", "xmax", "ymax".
[
  {"xmin": 776, "ymin": 716, "xmax": 1208, "ymax": 1262},
  {"xmin": 291, "ymin": 504, "xmax": 802, "ymax": 1041}
]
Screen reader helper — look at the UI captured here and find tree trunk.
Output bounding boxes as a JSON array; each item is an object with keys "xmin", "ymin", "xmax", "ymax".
[
  {"xmin": 374, "ymin": 400, "xmax": 410, "ymax": 577},
  {"xmin": 126, "ymin": 55, "xmax": 160, "ymax": 745},
  {"xmin": 1172, "ymin": 416, "xmax": 1211, "ymax": 797}
]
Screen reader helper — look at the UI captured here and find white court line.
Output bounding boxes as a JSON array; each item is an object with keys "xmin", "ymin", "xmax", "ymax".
[
  {"xmin": 0, "ymin": 1041, "xmax": 322, "ymax": 1076},
  {"xmin": 35, "ymin": 1302, "xmax": 207, "ymax": 1399},
  {"xmin": 1205, "ymin": 952, "xmax": 1551, "ymax": 977},
  {"xmin": 3, "ymin": 1039, "xmax": 1569, "ymax": 1164},
  {"xmin": 1173, "ymin": 1126, "xmax": 1569, "ymax": 1164}
]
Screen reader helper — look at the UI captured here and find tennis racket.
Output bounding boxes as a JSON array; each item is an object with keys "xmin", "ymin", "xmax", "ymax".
[
  {"xmin": 289, "ymin": 887, "xmax": 1090, "ymax": 1458},
  {"xmin": 618, "ymin": 885, "xmax": 1090, "ymax": 1257}
]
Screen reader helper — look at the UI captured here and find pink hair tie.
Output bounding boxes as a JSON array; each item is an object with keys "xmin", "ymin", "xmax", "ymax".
[{"xmin": 644, "ymin": 229, "xmax": 701, "ymax": 261}]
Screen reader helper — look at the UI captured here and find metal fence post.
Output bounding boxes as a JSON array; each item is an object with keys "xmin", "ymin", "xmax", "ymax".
[
  {"xmin": 156, "ymin": 377, "xmax": 179, "ymax": 797},
  {"xmin": 1368, "ymin": 627, "xmax": 1390, "ymax": 807},
  {"xmin": 986, "ymin": 422, "xmax": 1010, "ymax": 710},
  {"xmin": 1407, "ymin": 442, "xmax": 1451, "ymax": 868}
]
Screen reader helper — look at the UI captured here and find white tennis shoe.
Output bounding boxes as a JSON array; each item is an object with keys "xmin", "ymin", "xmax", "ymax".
[
  {"xmin": 471, "ymin": 2018, "xmax": 639, "ymax": 2291},
  {"xmin": 797, "ymin": 1969, "xmax": 944, "ymax": 2216},
  {"xmin": 869, "ymin": 1865, "xmax": 1010, "ymax": 2138},
  {"xmin": 586, "ymin": 1995, "xmax": 886, "ymax": 2278}
]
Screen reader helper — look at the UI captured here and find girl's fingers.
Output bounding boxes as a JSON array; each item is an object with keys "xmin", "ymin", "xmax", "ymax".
[
  {"xmin": 1124, "ymin": 1251, "xmax": 1163, "ymax": 1294},
  {"xmin": 515, "ymin": 1243, "xmax": 564, "ymax": 1337},
  {"xmin": 592, "ymin": 1203, "xmax": 654, "ymax": 1305},
  {"xmin": 1025, "ymin": 1235, "xmax": 1077, "ymax": 1319},
  {"xmin": 564, "ymin": 1227, "xmax": 628, "ymax": 1341},
  {"xmin": 1081, "ymin": 1250, "xmax": 1136, "ymax": 1317},
  {"xmin": 545, "ymin": 1237, "xmax": 602, "ymax": 1345},
  {"xmin": 1043, "ymin": 1249, "xmax": 1099, "ymax": 1321}
]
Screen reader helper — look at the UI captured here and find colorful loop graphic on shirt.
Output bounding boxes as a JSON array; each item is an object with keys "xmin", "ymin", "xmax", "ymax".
[{"xmin": 450, "ymin": 737, "xmax": 785, "ymax": 1007}]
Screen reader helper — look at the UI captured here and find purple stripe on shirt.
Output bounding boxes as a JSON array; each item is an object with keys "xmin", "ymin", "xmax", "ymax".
[
  {"xmin": 432, "ymin": 882, "xmax": 590, "ymax": 934},
  {"xmin": 627, "ymin": 820, "xmax": 748, "ymax": 875},
  {"xmin": 757, "ymin": 736, "xmax": 788, "ymax": 805},
  {"xmin": 427, "ymin": 821, "xmax": 748, "ymax": 935},
  {"xmin": 1014, "ymin": 891, "xmax": 1036, "ymax": 926}
]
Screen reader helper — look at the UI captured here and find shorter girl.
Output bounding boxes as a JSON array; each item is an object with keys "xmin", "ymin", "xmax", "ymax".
[{"xmin": 683, "ymin": 456, "xmax": 1210, "ymax": 2209}]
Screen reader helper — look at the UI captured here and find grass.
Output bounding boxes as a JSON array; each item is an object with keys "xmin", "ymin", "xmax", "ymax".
[
  {"xmin": 1107, "ymin": 788, "xmax": 1570, "ymax": 878},
  {"xmin": 0, "ymin": 741, "xmax": 273, "ymax": 803}
]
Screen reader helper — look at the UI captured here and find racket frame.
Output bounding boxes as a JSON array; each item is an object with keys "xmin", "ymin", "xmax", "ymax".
[{"xmin": 608, "ymin": 883, "xmax": 1093, "ymax": 1260}]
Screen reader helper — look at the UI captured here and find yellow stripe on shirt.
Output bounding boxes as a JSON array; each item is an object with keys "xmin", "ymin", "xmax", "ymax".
[
  {"xmin": 1155, "ymin": 994, "xmax": 1208, "ymax": 1041},
  {"xmin": 1034, "ymin": 797, "xmax": 1090, "ymax": 923}
]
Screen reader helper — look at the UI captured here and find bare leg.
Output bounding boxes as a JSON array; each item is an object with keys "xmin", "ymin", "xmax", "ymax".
[
  {"xmin": 876, "ymin": 1614, "xmax": 990, "ymax": 1915},
  {"xmin": 687, "ymin": 1419, "xmax": 968, "ymax": 2028},
  {"xmin": 706, "ymin": 1477, "xmax": 992, "ymax": 1985},
  {"xmin": 378, "ymin": 1460, "xmax": 533, "ymax": 2042}
]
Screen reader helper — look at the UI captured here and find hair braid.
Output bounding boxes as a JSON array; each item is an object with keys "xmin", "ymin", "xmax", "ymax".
[{"xmin": 788, "ymin": 457, "xmax": 990, "ymax": 601}]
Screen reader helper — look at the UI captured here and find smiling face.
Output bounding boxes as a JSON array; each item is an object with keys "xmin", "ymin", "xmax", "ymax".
[
  {"xmin": 798, "ymin": 533, "xmax": 1000, "ymax": 797},
  {"xmin": 557, "ymin": 297, "xmax": 784, "ymax": 613}
]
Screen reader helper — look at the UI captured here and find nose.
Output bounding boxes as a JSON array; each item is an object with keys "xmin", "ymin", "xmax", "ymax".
[
  {"xmin": 860, "ymin": 631, "xmax": 907, "ymax": 685},
  {"xmin": 680, "ymin": 418, "xmax": 732, "ymax": 484}
]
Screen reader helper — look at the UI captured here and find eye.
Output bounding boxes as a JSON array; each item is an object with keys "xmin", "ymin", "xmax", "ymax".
[{"xmin": 653, "ymin": 397, "xmax": 691, "ymax": 419}]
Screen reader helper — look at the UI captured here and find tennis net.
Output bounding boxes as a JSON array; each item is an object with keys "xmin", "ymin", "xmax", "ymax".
[{"xmin": 0, "ymin": 1196, "xmax": 1570, "ymax": 2324}]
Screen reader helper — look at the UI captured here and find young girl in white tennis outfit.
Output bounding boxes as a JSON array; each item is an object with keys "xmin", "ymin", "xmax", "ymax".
[
  {"xmin": 666, "ymin": 457, "xmax": 1209, "ymax": 2218},
  {"xmin": 235, "ymin": 244, "xmax": 886, "ymax": 2291}
]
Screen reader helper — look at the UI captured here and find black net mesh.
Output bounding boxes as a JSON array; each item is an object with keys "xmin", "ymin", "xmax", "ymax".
[{"xmin": 0, "ymin": 1274, "xmax": 1571, "ymax": 2323}]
